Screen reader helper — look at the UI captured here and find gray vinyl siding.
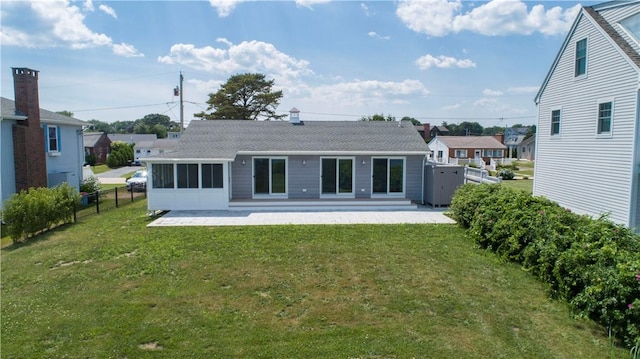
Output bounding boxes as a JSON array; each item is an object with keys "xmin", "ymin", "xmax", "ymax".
[
  {"xmin": 288, "ymin": 155, "xmax": 320, "ymax": 199},
  {"xmin": 406, "ymin": 155, "xmax": 425, "ymax": 202},
  {"xmin": 355, "ymin": 156, "xmax": 371, "ymax": 198},
  {"xmin": 534, "ymin": 11, "xmax": 640, "ymax": 227},
  {"xmin": 231, "ymin": 155, "xmax": 252, "ymax": 199}
]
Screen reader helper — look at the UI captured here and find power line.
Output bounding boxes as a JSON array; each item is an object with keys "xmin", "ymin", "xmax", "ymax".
[{"xmin": 71, "ymin": 101, "xmax": 178, "ymax": 112}]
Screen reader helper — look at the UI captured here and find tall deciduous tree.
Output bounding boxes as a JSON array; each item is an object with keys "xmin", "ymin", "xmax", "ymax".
[
  {"xmin": 359, "ymin": 113, "xmax": 396, "ymax": 122},
  {"xmin": 195, "ymin": 73, "xmax": 286, "ymax": 121}
]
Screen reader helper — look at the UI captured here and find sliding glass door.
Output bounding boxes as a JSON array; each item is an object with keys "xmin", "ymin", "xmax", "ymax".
[
  {"xmin": 321, "ymin": 158, "xmax": 353, "ymax": 195},
  {"xmin": 372, "ymin": 158, "xmax": 404, "ymax": 195},
  {"xmin": 254, "ymin": 158, "xmax": 286, "ymax": 196}
]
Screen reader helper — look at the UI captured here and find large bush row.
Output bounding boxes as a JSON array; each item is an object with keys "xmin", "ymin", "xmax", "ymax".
[
  {"xmin": 106, "ymin": 141, "xmax": 134, "ymax": 168},
  {"xmin": 2, "ymin": 183, "xmax": 81, "ymax": 243},
  {"xmin": 449, "ymin": 184, "xmax": 640, "ymax": 349}
]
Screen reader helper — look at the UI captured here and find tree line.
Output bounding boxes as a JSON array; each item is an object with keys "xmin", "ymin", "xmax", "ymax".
[{"xmin": 85, "ymin": 114, "xmax": 180, "ymax": 139}]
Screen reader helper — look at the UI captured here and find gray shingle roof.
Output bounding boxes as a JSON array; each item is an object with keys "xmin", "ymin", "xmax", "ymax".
[
  {"xmin": 1, "ymin": 97, "xmax": 87, "ymax": 126},
  {"xmin": 584, "ymin": 5, "xmax": 640, "ymax": 70},
  {"xmin": 147, "ymin": 120, "xmax": 429, "ymax": 160},
  {"xmin": 430, "ymin": 136, "xmax": 507, "ymax": 149},
  {"xmin": 107, "ymin": 134, "xmax": 157, "ymax": 144},
  {"xmin": 83, "ymin": 132, "xmax": 108, "ymax": 147}
]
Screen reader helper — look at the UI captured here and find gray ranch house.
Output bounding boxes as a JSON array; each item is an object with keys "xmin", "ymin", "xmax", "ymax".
[
  {"xmin": 534, "ymin": 1, "xmax": 640, "ymax": 229},
  {"xmin": 143, "ymin": 112, "xmax": 429, "ymax": 211}
]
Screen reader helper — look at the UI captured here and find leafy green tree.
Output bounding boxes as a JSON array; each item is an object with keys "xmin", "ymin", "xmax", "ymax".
[
  {"xmin": 482, "ymin": 126, "xmax": 506, "ymax": 136},
  {"xmin": 195, "ymin": 73, "xmax": 285, "ymax": 121},
  {"xmin": 106, "ymin": 141, "xmax": 134, "ymax": 168},
  {"xmin": 401, "ymin": 116, "xmax": 421, "ymax": 125},
  {"xmin": 360, "ymin": 113, "xmax": 396, "ymax": 122},
  {"xmin": 56, "ymin": 110, "xmax": 74, "ymax": 117}
]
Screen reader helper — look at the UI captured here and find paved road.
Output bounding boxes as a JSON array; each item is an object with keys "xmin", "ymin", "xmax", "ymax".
[{"xmin": 95, "ymin": 166, "xmax": 141, "ymax": 184}]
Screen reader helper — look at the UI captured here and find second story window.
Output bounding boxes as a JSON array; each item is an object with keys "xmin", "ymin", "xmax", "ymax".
[
  {"xmin": 575, "ymin": 38, "xmax": 587, "ymax": 77},
  {"xmin": 551, "ymin": 109, "xmax": 561, "ymax": 135}
]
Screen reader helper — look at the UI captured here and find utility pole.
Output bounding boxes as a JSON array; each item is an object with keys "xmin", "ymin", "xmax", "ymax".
[{"xmin": 179, "ymin": 71, "xmax": 184, "ymax": 133}]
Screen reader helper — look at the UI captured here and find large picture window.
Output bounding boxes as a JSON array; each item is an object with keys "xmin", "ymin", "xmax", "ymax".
[
  {"xmin": 152, "ymin": 164, "xmax": 174, "ymax": 189},
  {"xmin": 454, "ymin": 150, "xmax": 467, "ymax": 158},
  {"xmin": 177, "ymin": 164, "xmax": 199, "ymax": 188},
  {"xmin": 202, "ymin": 164, "xmax": 223, "ymax": 188}
]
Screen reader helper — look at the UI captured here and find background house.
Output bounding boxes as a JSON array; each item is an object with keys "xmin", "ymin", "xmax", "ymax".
[
  {"xmin": 83, "ymin": 132, "xmax": 111, "ymax": 165},
  {"xmin": 533, "ymin": 1, "xmax": 640, "ymax": 229},
  {"xmin": 134, "ymin": 138, "xmax": 178, "ymax": 165},
  {"xmin": 1, "ymin": 68, "xmax": 87, "ymax": 207},
  {"xmin": 503, "ymin": 127, "xmax": 530, "ymax": 158},
  {"xmin": 107, "ymin": 133, "xmax": 157, "ymax": 145},
  {"xmin": 144, "ymin": 113, "xmax": 429, "ymax": 211},
  {"xmin": 517, "ymin": 135, "xmax": 536, "ymax": 161},
  {"xmin": 427, "ymin": 135, "xmax": 506, "ymax": 166},
  {"xmin": 414, "ymin": 123, "xmax": 450, "ymax": 142}
]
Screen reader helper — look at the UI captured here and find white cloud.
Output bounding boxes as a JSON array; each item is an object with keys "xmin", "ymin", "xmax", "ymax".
[
  {"xmin": 397, "ymin": 0, "xmax": 581, "ymax": 37},
  {"xmin": 98, "ymin": 4, "xmax": 117, "ymax": 19},
  {"xmin": 482, "ymin": 88, "xmax": 503, "ymax": 96},
  {"xmin": 415, "ymin": 54, "xmax": 476, "ymax": 70},
  {"xmin": 368, "ymin": 31, "xmax": 390, "ymax": 40},
  {"xmin": 157, "ymin": 40, "xmax": 313, "ymax": 87},
  {"xmin": 208, "ymin": 0, "xmax": 242, "ymax": 17},
  {"xmin": 442, "ymin": 103, "xmax": 462, "ymax": 110},
  {"xmin": 307, "ymin": 79, "xmax": 429, "ymax": 108},
  {"xmin": 361, "ymin": 3, "xmax": 371, "ymax": 16},
  {"xmin": 474, "ymin": 97, "xmax": 499, "ymax": 107},
  {"xmin": 112, "ymin": 42, "xmax": 144, "ymax": 58},
  {"xmin": 83, "ymin": 0, "xmax": 94, "ymax": 12},
  {"xmin": 295, "ymin": 0, "xmax": 331, "ymax": 9},
  {"xmin": 507, "ymin": 86, "xmax": 539, "ymax": 94},
  {"xmin": 0, "ymin": 1, "xmax": 142, "ymax": 58}
]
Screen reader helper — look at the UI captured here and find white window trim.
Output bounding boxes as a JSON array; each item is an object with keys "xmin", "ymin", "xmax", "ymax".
[
  {"xmin": 319, "ymin": 156, "xmax": 356, "ymax": 198},
  {"xmin": 596, "ymin": 97, "xmax": 614, "ymax": 138},
  {"xmin": 370, "ymin": 157, "xmax": 406, "ymax": 198},
  {"xmin": 454, "ymin": 149, "xmax": 468, "ymax": 158},
  {"xmin": 252, "ymin": 156, "xmax": 288, "ymax": 198},
  {"xmin": 550, "ymin": 107, "xmax": 562, "ymax": 138},
  {"xmin": 46, "ymin": 125, "xmax": 60, "ymax": 153},
  {"xmin": 574, "ymin": 36, "xmax": 589, "ymax": 80}
]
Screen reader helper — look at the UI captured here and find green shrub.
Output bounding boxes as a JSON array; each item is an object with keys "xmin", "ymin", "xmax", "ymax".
[
  {"xmin": 497, "ymin": 168, "xmax": 515, "ymax": 180},
  {"xmin": 80, "ymin": 176, "xmax": 101, "ymax": 193},
  {"xmin": 85, "ymin": 152, "xmax": 97, "ymax": 166},
  {"xmin": 106, "ymin": 141, "xmax": 134, "ymax": 168},
  {"xmin": 2, "ymin": 183, "xmax": 81, "ymax": 243},
  {"xmin": 449, "ymin": 184, "xmax": 640, "ymax": 349}
]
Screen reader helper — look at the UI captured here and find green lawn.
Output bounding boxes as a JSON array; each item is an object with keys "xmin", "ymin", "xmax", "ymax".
[
  {"xmin": 1, "ymin": 200, "xmax": 626, "ymax": 358},
  {"xmin": 91, "ymin": 164, "xmax": 111, "ymax": 174},
  {"xmin": 501, "ymin": 179, "xmax": 533, "ymax": 193}
]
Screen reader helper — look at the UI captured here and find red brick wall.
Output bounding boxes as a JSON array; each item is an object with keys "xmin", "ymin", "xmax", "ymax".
[{"xmin": 12, "ymin": 68, "xmax": 47, "ymax": 191}]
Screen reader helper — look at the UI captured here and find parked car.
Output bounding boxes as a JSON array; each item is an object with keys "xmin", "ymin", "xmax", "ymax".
[{"xmin": 126, "ymin": 169, "xmax": 147, "ymax": 191}]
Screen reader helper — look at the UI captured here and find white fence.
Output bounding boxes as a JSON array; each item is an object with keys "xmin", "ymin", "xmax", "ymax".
[{"xmin": 464, "ymin": 166, "xmax": 502, "ymax": 184}]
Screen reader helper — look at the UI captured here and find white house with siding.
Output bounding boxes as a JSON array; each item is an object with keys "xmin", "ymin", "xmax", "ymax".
[{"xmin": 533, "ymin": 1, "xmax": 640, "ymax": 229}]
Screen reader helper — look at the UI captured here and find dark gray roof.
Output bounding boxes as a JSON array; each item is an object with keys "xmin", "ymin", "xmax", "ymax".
[
  {"xmin": 83, "ymin": 132, "xmax": 109, "ymax": 147},
  {"xmin": 429, "ymin": 136, "xmax": 507, "ymax": 149},
  {"xmin": 1, "ymin": 97, "xmax": 87, "ymax": 126},
  {"xmin": 147, "ymin": 120, "xmax": 429, "ymax": 160}
]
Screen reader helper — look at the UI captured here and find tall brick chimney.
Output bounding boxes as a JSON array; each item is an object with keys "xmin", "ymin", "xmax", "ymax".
[{"xmin": 12, "ymin": 67, "xmax": 47, "ymax": 191}]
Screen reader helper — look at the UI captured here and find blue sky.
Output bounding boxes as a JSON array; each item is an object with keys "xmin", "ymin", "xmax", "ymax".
[{"xmin": 1, "ymin": 0, "xmax": 598, "ymax": 128}]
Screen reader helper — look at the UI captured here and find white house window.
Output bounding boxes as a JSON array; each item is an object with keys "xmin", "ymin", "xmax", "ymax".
[
  {"xmin": 202, "ymin": 164, "xmax": 223, "ymax": 188},
  {"xmin": 454, "ymin": 149, "xmax": 467, "ymax": 158},
  {"xmin": 597, "ymin": 101, "xmax": 613, "ymax": 135},
  {"xmin": 47, "ymin": 125, "xmax": 60, "ymax": 152},
  {"xmin": 483, "ymin": 150, "xmax": 503, "ymax": 157},
  {"xmin": 152, "ymin": 164, "xmax": 174, "ymax": 189},
  {"xmin": 551, "ymin": 109, "xmax": 561, "ymax": 135},
  {"xmin": 177, "ymin": 164, "xmax": 199, "ymax": 188},
  {"xmin": 575, "ymin": 38, "xmax": 587, "ymax": 77}
]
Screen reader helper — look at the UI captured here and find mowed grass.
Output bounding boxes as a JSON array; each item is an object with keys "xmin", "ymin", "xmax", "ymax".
[
  {"xmin": 501, "ymin": 179, "xmax": 533, "ymax": 193},
  {"xmin": 1, "ymin": 201, "xmax": 625, "ymax": 358}
]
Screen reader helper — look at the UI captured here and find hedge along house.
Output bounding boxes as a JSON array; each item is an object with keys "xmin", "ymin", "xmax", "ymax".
[
  {"xmin": 143, "ymin": 111, "xmax": 429, "ymax": 211},
  {"xmin": 533, "ymin": 1, "xmax": 640, "ymax": 229}
]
